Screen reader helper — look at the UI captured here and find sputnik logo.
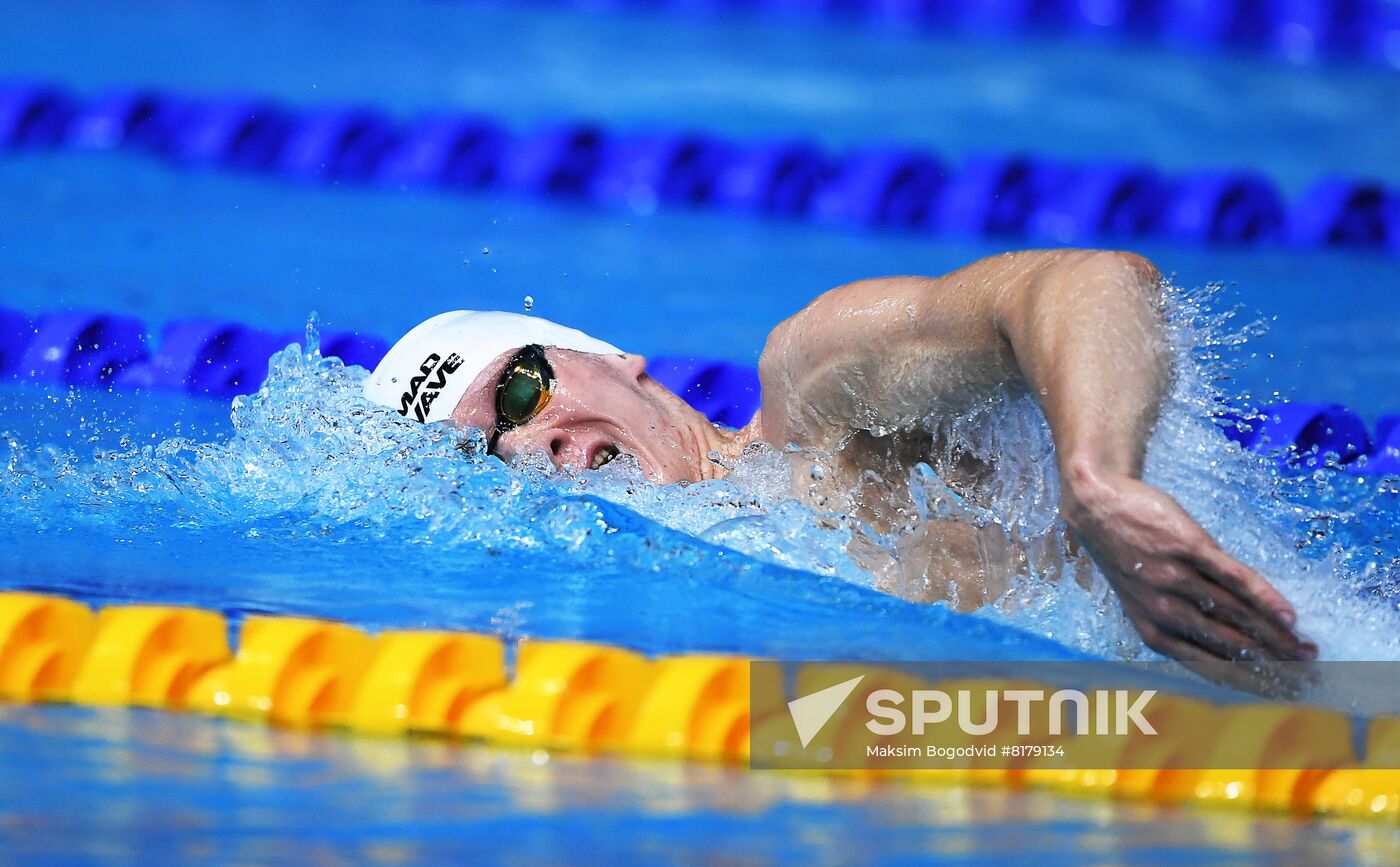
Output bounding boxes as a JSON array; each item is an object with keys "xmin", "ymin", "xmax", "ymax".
[
  {"xmin": 787, "ymin": 675, "xmax": 865, "ymax": 748},
  {"xmin": 784, "ymin": 674, "xmax": 1158, "ymax": 747}
]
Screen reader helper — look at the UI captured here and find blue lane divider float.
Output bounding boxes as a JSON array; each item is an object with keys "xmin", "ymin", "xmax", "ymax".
[
  {"xmin": 540, "ymin": 0, "xmax": 1400, "ymax": 72},
  {"xmin": 2, "ymin": 304, "xmax": 1397, "ymax": 475},
  {"xmin": 20, "ymin": 312, "xmax": 148, "ymax": 387},
  {"xmin": 0, "ymin": 305, "xmax": 389, "ymax": 400},
  {"xmin": 1220, "ymin": 402, "xmax": 1398, "ymax": 474},
  {"xmin": 1368, "ymin": 415, "xmax": 1400, "ymax": 475},
  {"xmin": 648, "ymin": 356, "xmax": 763, "ymax": 428},
  {"xmin": 3, "ymin": 81, "xmax": 1400, "ymax": 256},
  {"xmin": 0, "ymin": 308, "xmax": 32, "ymax": 376}
]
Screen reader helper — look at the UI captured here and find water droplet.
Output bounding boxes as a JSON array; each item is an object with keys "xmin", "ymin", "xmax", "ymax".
[
  {"xmin": 523, "ymin": 295, "xmax": 534, "ymax": 312},
  {"xmin": 809, "ymin": 464, "xmax": 825, "ymax": 482},
  {"xmin": 481, "ymin": 247, "xmax": 490, "ymax": 255},
  {"xmin": 707, "ymin": 450, "xmax": 722, "ymax": 464}
]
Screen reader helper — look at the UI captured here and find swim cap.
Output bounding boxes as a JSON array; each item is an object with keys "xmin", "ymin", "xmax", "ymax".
[{"xmin": 364, "ymin": 310, "xmax": 622, "ymax": 423}]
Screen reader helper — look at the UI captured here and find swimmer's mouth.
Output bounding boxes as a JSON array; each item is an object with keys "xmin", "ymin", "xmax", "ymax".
[{"xmin": 590, "ymin": 444, "xmax": 620, "ymax": 470}]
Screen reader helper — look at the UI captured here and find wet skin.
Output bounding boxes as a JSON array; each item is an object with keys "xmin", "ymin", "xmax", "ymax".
[
  {"xmin": 449, "ymin": 348, "xmax": 745, "ymax": 484},
  {"xmin": 445, "ymin": 248, "xmax": 1316, "ymax": 687}
]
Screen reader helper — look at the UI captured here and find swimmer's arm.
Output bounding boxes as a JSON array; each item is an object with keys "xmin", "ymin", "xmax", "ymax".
[
  {"xmin": 761, "ymin": 250, "xmax": 1163, "ymax": 471},
  {"xmin": 761, "ymin": 250, "xmax": 1313, "ymax": 673},
  {"xmin": 991, "ymin": 250, "xmax": 1313, "ymax": 672}
]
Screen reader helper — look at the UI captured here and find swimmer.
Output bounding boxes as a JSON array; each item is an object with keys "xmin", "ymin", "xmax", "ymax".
[{"xmin": 365, "ymin": 249, "xmax": 1317, "ymax": 678}]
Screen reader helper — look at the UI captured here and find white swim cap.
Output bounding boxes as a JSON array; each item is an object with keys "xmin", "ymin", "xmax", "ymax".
[{"xmin": 364, "ymin": 310, "xmax": 622, "ymax": 423}]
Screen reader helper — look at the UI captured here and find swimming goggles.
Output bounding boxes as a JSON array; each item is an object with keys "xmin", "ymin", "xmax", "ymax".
[{"xmin": 487, "ymin": 344, "xmax": 555, "ymax": 454}]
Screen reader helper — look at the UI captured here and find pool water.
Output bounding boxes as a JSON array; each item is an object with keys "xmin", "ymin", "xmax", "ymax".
[
  {"xmin": 4, "ymin": 0, "xmax": 1400, "ymax": 418},
  {"xmin": 6, "ymin": 704, "xmax": 1392, "ymax": 865},
  {"xmin": 3, "ymin": 0, "xmax": 1400, "ymax": 862}
]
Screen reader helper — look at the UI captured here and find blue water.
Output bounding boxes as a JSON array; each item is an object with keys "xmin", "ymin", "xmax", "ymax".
[
  {"xmin": 0, "ymin": 350, "xmax": 1085, "ymax": 663},
  {"xmin": 4, "ymin": 0, "xmax": 1400, "ymax": 862},
  {"xmin": 3, "ymin": 0, "xmax": 1400, "ymax": 418},
  {"xmin": 2, "ymin": 150, "xmax": 1398, "ymax": 421},
  {"xmin": 6, "ymin": 0, "xmax": 1400, "ymax": 192},
  {"xmin": 6, "ymin": 704, "xmax": 1389, "ymax": 866}
]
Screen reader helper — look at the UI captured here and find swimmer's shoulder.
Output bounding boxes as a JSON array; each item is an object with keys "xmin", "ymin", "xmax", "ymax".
[
  {"xmin": 754, "ymin": 277, "xmax": 927, "ymax": 446},
  {"xmin": 757, "ymin": 274, "xmax": 938, "ymax": 373}
]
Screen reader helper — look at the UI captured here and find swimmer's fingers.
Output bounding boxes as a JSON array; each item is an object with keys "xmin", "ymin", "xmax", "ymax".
[
  {"xmin": 1133, "ymin": 592, "xmax": 1268, "ymax": 661},
  {"xmin": 1159, "ymin": 588, "xmax": 1313, "ymax": 665},
  {"xmin": 1188, "ymin": 545, "xmax": 1297, "ymax": 630},
  {"xmin": 1125, "ymin": 598, "xmax": 1304, "ymax": 698},
  {"xmin": 1159, "ymin": 503, "xmax": 1308, "ymax": 658},
  {"xmin": 1160, "ymin": 642, "xmax": 1305, "ymax": 699},
  {"xmin": 1166, "ymin": 580, "xmax": 1316, "ymax": 662}
]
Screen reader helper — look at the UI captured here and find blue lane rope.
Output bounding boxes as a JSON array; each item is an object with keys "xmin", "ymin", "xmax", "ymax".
[
  {"xmin": 529, "ymin": 0, "xmax": 1400, "ymax": 72},
  {"xmin": 0, "ymin": 304, "xmax": 1395, "ymax": 475},
  {"xmin": 2, "ymin": 82, "xmax": 1399, "ymax": 255}
]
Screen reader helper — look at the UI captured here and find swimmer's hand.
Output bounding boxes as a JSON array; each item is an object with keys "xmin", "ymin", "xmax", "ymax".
[
  {"xmin": 758, "ymin": 249, "xmax": 1316, "ymax": 692},
  {"xmin": 1062, "ymin": 461, "xmax": 1318, "ymax": 678}
]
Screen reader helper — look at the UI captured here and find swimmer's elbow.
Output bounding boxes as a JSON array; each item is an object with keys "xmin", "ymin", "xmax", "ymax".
[
  {"xmin": 996, "ymin": 249, "xmax": 1167, "ymax": 349},
  {"xmin": 1020, "ymin": 249, "xmax": 1164, "ymax": 311},
  {"xmin": 1075, "ymin": 249, "xmax": 1161, "ymax": 294},
  {"xmin": 1106, "ymin": 249, "xmax": 1161, "ymax": 290}
]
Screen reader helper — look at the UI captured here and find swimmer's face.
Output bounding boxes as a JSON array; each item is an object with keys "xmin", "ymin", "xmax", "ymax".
[{"xmin": 449, "ymin": 346, "xmax": 714, "ymax": 483}]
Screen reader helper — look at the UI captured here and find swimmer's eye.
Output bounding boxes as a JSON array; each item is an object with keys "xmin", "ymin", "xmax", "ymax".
[{"xmin": 490, "ymin": 344, "xmax": 554, "ymax": 451}]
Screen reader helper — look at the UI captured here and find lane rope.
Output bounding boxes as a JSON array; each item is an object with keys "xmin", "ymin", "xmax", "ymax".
[
  {"xmin": 2, "ymin": 81, "xmax": 1398, "ymax": 254},
  {"xmin": 1, "ymin": 304, "xmax": 1394, "ymax": 473},
  {"xmin": 524, "ymin": 0, "xmax": 1400, "ymax": 73},
  {"xmin": 0, "ymin": 591, "xmax": 1395, "ymax": 820}
]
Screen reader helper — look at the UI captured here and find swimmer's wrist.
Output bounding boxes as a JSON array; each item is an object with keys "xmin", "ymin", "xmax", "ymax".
[
  {"xmin": 1058, "ymin": 451, "xmax": 1134, "ymax": 528},
  {"xmin": 1051, "ymin": 423, "xmax": 1146, "ymax": 487}
]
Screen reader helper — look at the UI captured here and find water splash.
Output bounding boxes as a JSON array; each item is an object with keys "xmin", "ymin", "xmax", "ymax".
[
  {"xmin": 3, "ymin": 329, "xmax": 1064, "ymax": 661},
  {"xmin": 884, "ymin": 280, "xmax": 1400, "ymax": 660},
  {"xmin": 0, "ymin": 286, "xmax": 1397, "ymax": 665}
]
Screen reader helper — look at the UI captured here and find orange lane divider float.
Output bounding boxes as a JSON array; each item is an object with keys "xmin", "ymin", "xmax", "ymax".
[{"xmin": 0, "ymin": 591, "xmax": 1395, "ymax": 822}]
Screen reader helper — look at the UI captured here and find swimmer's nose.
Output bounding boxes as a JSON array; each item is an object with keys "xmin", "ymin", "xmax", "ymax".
[
  {"xmin": 605, "ymin": 352, "xmax": 647, "ymax": 381},
  {"xmin": 542, "ymin": 429, "xmax": 593, "ymax": 471}
]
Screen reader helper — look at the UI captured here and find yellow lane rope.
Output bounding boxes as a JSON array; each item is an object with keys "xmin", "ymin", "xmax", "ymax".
[{"xmin": 0, "ymin": 592, "xmax": 1394, "ymax": 821}]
